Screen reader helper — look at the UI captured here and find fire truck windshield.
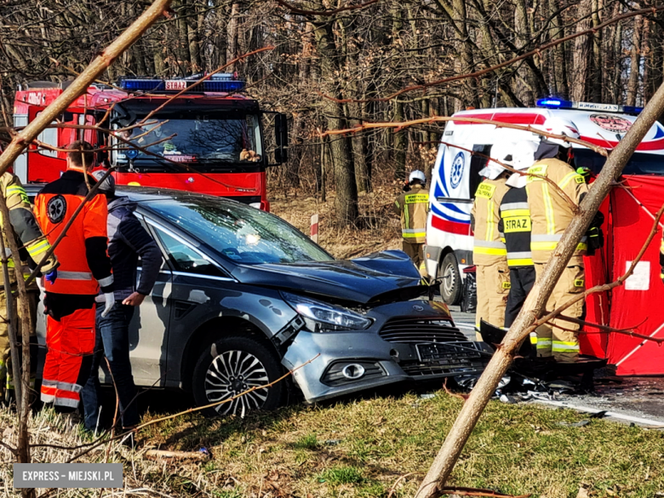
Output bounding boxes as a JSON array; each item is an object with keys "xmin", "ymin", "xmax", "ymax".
[{"xmin": 113, "ymin": 113, "xmax": 262, "ymax": 168}]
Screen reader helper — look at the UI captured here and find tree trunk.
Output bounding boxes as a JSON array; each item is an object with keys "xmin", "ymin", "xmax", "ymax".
[
  {"xmin": 309, "ymin": 7, "xmax": 358, "ymax": 226},
  {"xmin": 187, "ymin": 11, "xmax": 201, "ymax": 72},
  {"xmin": 453, "ymin": 0, "xmax": 479, "ymax": 107},
  {"xmin": 394, "ymin": 99, "xmax": 407, "ymax": 181},
  {"xmin": 514, "ymin": 0, "xmax": 536, "ymax": 105},
  {"xmin": 570, "ymin": 0, "xmax": 592, "ymax": 101},
  {"xmin": 176, "ymin": 0, "xmax": 191, "ymax": 73},
  {"xmin": 350, "ymin": 102, "xmax": 370, "ymax": 194},
  {"xmin": 590, "ymin": 0, "xmax": 603, "ymax": 102},
  {"xmin": 227, "ymin": 3, "xmax": 240, "ymax": 71},
  {"xmin": 415, "ymin": 80, "xmax": 664, "ymax": 498},
  {"xmin": 646, "ymin": 13, "xmax": 663, "ymax": 102},
  {"xmin": 627, "ymin": 16, "xmax": 642, "ymax": 107},
  {"xmin": 612, "ymin": 18, "xmax": 623, "ymax": 103},
  {"xmin": 549, "ymin": 0, "xmax": 569, "ymax": 98}
]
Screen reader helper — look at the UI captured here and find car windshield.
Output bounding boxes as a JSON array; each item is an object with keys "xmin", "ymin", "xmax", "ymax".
[
  {"xmin": 574, "ymin": 149, "xmax": 664, "ymax": 176},
  {"xmin": 146, "ymin": 196, "xmax": 333, "ymax": 265},
  {"xmin": 113, "ymin": 113, "xmax": 262, "ymax": 165}
]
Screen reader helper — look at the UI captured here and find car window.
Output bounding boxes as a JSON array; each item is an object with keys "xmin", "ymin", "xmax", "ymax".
[
  {"xmin": 153, "ymin": 227, "xmax": 228, "ymax": 278},
  {"xmin": 145, "ymin": 197, "xmax": 334, "ymax": 265}
]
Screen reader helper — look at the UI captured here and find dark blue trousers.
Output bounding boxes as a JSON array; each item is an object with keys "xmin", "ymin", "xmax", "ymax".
[{"xmin": 81, "ymin": 303, "xmax": 138, "ymax": 431}]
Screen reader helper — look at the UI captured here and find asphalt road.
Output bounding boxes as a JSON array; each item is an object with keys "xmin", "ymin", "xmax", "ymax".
[{"xmin": 448, "ymin": 305, "xmax": 664, "ymax": 427}]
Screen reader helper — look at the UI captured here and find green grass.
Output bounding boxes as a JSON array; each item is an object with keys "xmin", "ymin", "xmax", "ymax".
[
  {"xmin": 127, "ymin": 390, "xmax": 664, "ymax": 497},
  {"xmin": 294, "ymin": 433, "xmax": 319, "ymax": 450},
  {"xmin": 319, "ymin": 465, "xmax": 365, "ymax": 485},
  {"xmin": 4, "ymin": 389, "xmax": 664, "ymax": 497}
]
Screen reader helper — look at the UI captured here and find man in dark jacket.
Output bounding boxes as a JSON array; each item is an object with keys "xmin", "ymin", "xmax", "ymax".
[{"xmin": 81, "ymin": 171, "xmax": 163, "ymax": 432}]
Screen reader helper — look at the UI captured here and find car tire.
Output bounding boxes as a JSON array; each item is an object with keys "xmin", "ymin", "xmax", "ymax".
[
  {"xmin": 439, "ymin": 252, "xmax": 462, "ymax": 305},
  {"xmin": 192, "ymin": 336, "xmax": 285, "ymax": 417}
]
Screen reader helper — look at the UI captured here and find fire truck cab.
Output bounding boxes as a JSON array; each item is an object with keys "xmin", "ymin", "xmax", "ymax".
[
  {"xmin": 13, "ymin": 74, "xmax": 288, "ymax": 210},
  {"xmin": 426, "ymin": 98, "xmax": 664, "ymax": 304}
]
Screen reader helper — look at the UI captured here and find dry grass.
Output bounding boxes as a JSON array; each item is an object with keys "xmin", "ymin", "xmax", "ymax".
[
  {"xmin": 270, "ymin": 185, "xmax": 403, "ymax": 259},
  {"xmin": 2, "ymin": 390, "xmax": 664, "ymax": 497}
]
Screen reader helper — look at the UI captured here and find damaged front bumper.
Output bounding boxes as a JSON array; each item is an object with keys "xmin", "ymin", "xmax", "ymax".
[{"xmin": 281, "ymin": 300, "xmax": 492, "ymax": 404}]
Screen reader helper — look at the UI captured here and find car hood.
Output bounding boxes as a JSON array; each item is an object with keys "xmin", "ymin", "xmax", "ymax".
[{"xmin": 230, "ymin": 250, "xmax": 423, "ymax": 304}]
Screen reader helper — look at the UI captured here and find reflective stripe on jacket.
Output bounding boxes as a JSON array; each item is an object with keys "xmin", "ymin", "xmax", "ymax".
[
  {"xmin": 395, "ymin": 184, "xmax": 429, "ymax": 243},
  {"xmin": 0, "ymin": 173, "xmax": 58, "ymax": 286},
  {"xmin": 34, "ymin": 171, "xmax": 112, "ymax": 295},
  {"xmin": 526, "ymin": 158, "xmax": 589, "ymax": 264},
  {"xmin": 499, "ymin": 186, "xmax": 533, "ymax": 268},
  {"xmin": 471, "ymin": 177, "xmax": 509, "ymax": 266}
]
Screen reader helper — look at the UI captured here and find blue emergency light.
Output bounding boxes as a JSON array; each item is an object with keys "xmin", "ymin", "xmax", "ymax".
[
  {"xmin": 120, "ymin": 79, "xmax": 165, "ymax": 91},
  {"xmin": 118, "ymin": 75, "xmax": 246, "ymax": 93},
  {"xmin": 536, "ymin": 97, "xmax": 643, "ymax": 115},
  {"xmin": 537, "ymin": 98, "xmax": 573, "ymax": 108}
]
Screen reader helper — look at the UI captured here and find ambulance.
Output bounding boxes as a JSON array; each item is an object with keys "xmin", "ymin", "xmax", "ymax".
[{"xmin": 425, "ymin": 98, "xmax": 664, "ymax": 304}]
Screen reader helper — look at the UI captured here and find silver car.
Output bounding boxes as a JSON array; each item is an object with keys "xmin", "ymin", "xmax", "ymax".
[{"xmin": 37, "ymin": 188, "xmax": 490, "ymax": 416}]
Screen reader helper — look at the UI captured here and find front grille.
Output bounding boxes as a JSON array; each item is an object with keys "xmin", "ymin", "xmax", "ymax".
[
  {"xmin": 401, "ymin": 362, "xmax": 483, "ymax": 377},
  {"xmin": 378, "ymin": 317, "xmax": 468, "ymax": 344}
]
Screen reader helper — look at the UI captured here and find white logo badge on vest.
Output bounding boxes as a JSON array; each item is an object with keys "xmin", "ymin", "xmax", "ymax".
[{"xmin": 47, "ymin": 195, "xmax": 67, "ymax": 224}]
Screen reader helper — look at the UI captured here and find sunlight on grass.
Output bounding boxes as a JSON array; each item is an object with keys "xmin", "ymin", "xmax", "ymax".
[
  {"xmin": 2, "ymin": 389, "xmax": 664, "ymax": 497},
  {"xmin": 319, "ymin": 465, "xmax": 365, "ymax": 485}
]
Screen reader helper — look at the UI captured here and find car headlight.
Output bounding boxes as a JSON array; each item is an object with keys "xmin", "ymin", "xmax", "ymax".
[{"xmin": 281, "ymin": 291, "xmax": 372, "ymax": 332}]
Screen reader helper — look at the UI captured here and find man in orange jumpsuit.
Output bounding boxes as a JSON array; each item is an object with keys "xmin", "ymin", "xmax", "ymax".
[{"xmin": 34, "ymin": 141, "xmax": 114, "ymax": 410}]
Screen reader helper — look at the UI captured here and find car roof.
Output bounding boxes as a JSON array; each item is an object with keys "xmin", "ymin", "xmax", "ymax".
[{"xmin": 24, "ymin": 183, "xmax": 245, "ymax": 207}]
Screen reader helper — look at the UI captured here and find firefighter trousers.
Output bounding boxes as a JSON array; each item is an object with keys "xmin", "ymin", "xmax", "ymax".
[
  {"xmin": 40, "ymin": 293, "xmax": 96, "ymax": 410},
  {"xmin": 402, "ymin": 241, "xmax": 427, "ymax": 277},
  {"xmin": 504, "ymin": 266, "xmax": 536, "ymax": 328},
  {"xmin": 534, "ymin": 263, "xmax": 585, "ymax": 362},
  {"xmin": 0, "ymin": 289, "xmax": 38, "ymax": 390},
  {"xmin": 475, "ymin": 261, "xmax": 510, "ymax": 340}
]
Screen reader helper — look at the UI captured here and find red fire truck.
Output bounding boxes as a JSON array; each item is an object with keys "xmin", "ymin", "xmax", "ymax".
[{"xmin": 12, "ymin": 74, "xmax": 288, "ymax": 210}]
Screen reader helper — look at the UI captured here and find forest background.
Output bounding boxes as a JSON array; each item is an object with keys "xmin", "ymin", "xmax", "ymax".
[{"xmin": 0, "ymin": 0, "xmax": 657, "ymax": 230}]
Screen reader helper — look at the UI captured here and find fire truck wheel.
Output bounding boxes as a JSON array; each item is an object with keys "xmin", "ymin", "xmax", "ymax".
[{"xmin": 439, "ymin": 252, "xmax": 462, "ymax": 305}]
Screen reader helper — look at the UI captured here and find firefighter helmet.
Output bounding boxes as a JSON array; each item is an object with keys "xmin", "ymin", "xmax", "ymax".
[
  {"xmin": 408, "ymin": 170, "xmax": 426, "ymax": 185},
  {"xmin": 513, "ymin": 140, "xmax": 540, "ymax": 171},
  {"xmin": 479, "ymin": 142, "xmax": 515, "ymax": 179}
]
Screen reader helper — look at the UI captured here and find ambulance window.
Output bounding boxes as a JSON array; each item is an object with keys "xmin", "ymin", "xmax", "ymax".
[{"xmin": 470, "ymin": 144, "xmax": 492, "ymax": 197}]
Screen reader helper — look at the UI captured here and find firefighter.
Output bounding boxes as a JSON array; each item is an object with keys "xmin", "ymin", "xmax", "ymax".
[
  {"xmin": 34, "ymin": 141, "xmax": 114, "ymax": 410},
  {"xmin": 394, "ymin": 170, "xmax": 429, "ymax": 276},
  {"xmin": 0, "ymin": 169, "xmax": 59, "ymax": 399},
  {"xmin": 527, "ymin": 118, "xmax": 589, "ymax": 362},
  {"xmin": 499, "ymin": 141, "xmax": 539, "ymax": 328},
  {"xmin": 471, "ymin": 143, "xmax": 512, "ymax": 339}
]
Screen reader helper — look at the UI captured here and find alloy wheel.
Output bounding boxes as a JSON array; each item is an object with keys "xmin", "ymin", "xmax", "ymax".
[{"xmin": 204, "ymin": 349, "xmax": 270, "ymax": 416}]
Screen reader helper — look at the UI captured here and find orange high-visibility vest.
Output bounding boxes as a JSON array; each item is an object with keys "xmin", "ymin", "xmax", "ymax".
[{"xmin": 34, "ymin": 171, "xmax": 110, "ymax": 295}]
